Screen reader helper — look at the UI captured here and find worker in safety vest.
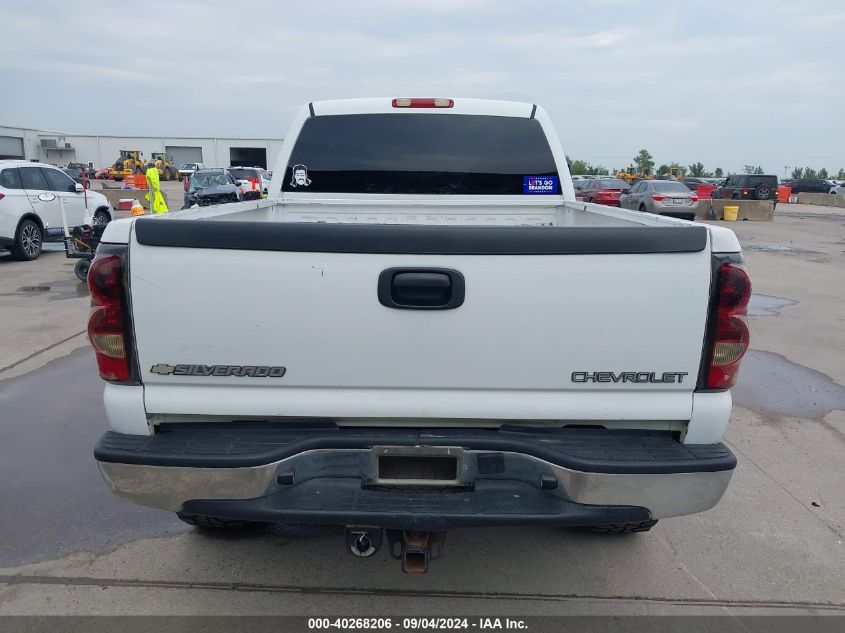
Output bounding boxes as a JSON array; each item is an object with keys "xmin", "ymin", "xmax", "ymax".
[{"xmin": 145, "ymin": 165, "xmax": 169, "ymax": 214}]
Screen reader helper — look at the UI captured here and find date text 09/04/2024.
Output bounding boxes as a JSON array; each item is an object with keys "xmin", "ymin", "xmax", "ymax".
[{"xmin": 307, "ymin": 617, "xmax": 528, "ymax": 630}]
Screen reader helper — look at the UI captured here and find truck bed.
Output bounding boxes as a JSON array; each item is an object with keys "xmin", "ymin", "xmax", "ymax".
[{"xmin": 161, "ymin": 196, "xmax": 696, "ymax": 229}]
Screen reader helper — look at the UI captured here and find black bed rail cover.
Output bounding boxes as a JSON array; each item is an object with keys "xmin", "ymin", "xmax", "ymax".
[{"xmin": 134, "ymin": 219, "xmax": 707, "ymax": 255}]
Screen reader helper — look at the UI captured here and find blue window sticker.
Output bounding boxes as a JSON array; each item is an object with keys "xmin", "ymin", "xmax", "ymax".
[{"xmin": 523, "ymin": 176, "xmax": 558, "ymax": 194}]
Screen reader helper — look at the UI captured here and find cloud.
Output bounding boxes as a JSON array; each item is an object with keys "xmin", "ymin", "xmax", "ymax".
[{"xmin": 0, "ymin": 0, "xmax": 843, "ymax": 173}]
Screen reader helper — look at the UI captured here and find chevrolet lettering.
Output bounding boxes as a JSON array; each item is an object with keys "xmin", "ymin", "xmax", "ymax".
[{"xmin": 571, "ymin": 371, "xmax": 689, "ymax": 384}]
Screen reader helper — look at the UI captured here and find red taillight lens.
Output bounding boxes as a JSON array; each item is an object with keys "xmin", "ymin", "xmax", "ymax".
[
  {"xmin": 690, "ymin": 195, "xmax": 699, "ymax": 201},
  {"xmin": 184, "ymin": 176, "xmax": 189, "ymax": 191},
  {"xmin": 0, "ymin": 193, "xmax": 5, "ymax": 201},
  {"xmin": 392, "ymin": 98, "xmax": 454, "ymax": 108},
  {"xmin": 707, "ymin": 262, "xmax": 751, "ymax": 389},
  {"xmin": 87, "ymin": 254, "xmax": 130, "ymax": 381},
  {"xmin": 652, "ymin": 194, "xmax": 665, "ymax": 201}
]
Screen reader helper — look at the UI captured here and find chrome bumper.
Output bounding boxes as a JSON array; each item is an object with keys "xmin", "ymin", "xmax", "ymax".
[{"xmin": 97, "ymin": 448, "xmax": 733, "ymax": 520}]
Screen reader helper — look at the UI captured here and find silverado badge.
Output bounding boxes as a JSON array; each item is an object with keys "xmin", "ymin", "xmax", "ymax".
[{"xmin": 150, "ymin": 364, "xmax": 286, "ymax": 378}]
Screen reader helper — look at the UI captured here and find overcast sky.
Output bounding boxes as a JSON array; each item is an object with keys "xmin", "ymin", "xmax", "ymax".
[{"xmin": 2, "ymin": 0, "xmax": 843, "ymax": 175}]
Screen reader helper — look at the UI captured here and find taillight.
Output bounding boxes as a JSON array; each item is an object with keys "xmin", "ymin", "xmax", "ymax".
[
  {"xmin": 0, "ymin": 193, "xmax": 5, "ymax": 201},
  {"xmin": 652, "ymin": 195, "xmax": 665, "ymax": 201},
  {"xmin": 87, "ymin": 251, "xmax": 132, "ymax": 382},
  {"xmin": 704, "ymin": 260, "xmax": 751, "ymax": 389},
  {"xmin": 392, "ymin": 98, "xmax": 454, "ymax": 108},
  {"xmin": 690, "ymin": 195, "xmax": 699, "ymax": 201},
  {"xmin": 184, "ymin": 176, "xmax": 190, "ymax": 191}
]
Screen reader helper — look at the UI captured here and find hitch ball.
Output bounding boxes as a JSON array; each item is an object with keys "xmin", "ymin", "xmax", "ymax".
[{"xmin": 345, "ymin": 527, "xmax": 383, "ymax": 558}]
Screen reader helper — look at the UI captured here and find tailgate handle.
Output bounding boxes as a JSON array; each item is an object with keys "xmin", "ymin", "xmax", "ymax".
[{"xmin": 378, "ymin": 268, "xmax": 465, "ymax": 310}]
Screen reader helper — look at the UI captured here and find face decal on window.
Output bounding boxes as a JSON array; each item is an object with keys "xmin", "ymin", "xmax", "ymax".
[{"xmin": 290, "ymin": 164, "xmax": 311, "ymax": 188}]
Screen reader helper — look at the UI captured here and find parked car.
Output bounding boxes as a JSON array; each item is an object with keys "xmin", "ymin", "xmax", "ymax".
[
  {"xmin": 182, "ymin": 169, "xmax": 244, "ymax": 208},
  {"xmin": 577, "ymin": 177, "xmax": 629, "ymax": 206},
  {"xmin": 227, "ymin": 166, "xmax": 271, "ymax": 200},
  {"xmin": 0, "ymin": 160, "xmax": 111, "ymax": 260},
  {"xmin": 789, "ymin": 178, "xmax": 837, "ymax": 194},
  {"xmin": 177, "ymin": 162, "xmax": 204, "ymax": 182},
  {"xmin": 712, "ymin": 174, "xmax": 778, "ymax": 202},
  {"xmin": 681, "ymin": 177, "xmax": 709, "ymax": 190},
  {"xmin": 620, "ymin": 179, "xmax": 699, "ymax": 220},
  {"xmin": 830, "ymin": 183, "xmax": 845, "ymax": 196},
  {"xmin": 89, "ymin": 98, "xmax": 747, "ymax": 570},
  {"xmin": 67, "ymin": 162, "xmax": 97, "ymax": 179}
]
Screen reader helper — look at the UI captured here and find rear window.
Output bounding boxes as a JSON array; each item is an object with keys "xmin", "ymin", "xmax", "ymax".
[
  {"xmin": 282, "ymin": 113, "xmax": 559, "ymax": 195},
  {"xmin": 0, "ymin": 168, "xmax": 22, "ymax": 189},
  {"xmin": 652, "ymin": 181, "xmax": 691, "ymax": 193},
  {"xmin": 190, "ymin": 172, "xmax": 230, "ymax": 190},
  {"xmin": 746, "ymin": 175, "xmax": 778, "ymax": 187},
  {"xmin": 228, "ymin": 168, "xmax": 258, "ymax": 180},
  {"xmin": 598, "ymin": 179, "xmax": 628, "ymax": 189}
]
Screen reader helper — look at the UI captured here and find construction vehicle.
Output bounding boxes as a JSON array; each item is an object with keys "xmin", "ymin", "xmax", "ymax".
[
  {"xmin": 146, "ymin": 152, "xmax": 177, "ymax": 181},
  {"xmin": 615, "ymin": 166, "xmax": 653, "ymax": 184},
  {"xmin": 666, "ymin": 164, "xmax": 687, "ymax": 180},
  {"xmin": 108, "ymin": 150, "xmax": 145, "ymax": 181}
]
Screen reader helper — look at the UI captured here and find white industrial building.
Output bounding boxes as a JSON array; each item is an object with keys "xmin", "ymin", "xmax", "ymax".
[{"xmin": 0, "ymin": 125, "xmax": 283, "ymax": 171}]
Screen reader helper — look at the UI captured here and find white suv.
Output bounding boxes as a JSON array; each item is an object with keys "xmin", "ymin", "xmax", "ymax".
[
  {"xmin": 0, "ymin": 161, "xmax": 112, "ymax": 260},
  {"xmin": 226, "ymin": 166, "xmax": 271, "ymax": 200},
  {"xmin": 177, "ymin": 162, "xmax": 204, "ymax": 181}
]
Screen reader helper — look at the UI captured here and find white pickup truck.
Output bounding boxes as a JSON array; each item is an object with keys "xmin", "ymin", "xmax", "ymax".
[{"xmin": 90, "ymin": 98, "xmax": 750, "ymax": 573}]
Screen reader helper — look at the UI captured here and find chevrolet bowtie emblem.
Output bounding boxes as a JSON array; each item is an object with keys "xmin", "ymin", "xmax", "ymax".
[{"xmin": 149, "ymin": 364, "xmax": 176, "ymax": 375}]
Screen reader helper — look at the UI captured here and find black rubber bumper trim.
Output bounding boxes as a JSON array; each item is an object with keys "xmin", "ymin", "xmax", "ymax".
[
  {"xmin": 0, "ymin": 236, "xmax": 15, "ymax": 247},
  {"xmin": 94, "ymin": 425, "xmax": 736, "ymax": 475},
  {"xmin": 181, "ymin": 478, "xmax": 653, "ymax": 530},
  {"xmin": 134, "ymin": 220, "xmax": 707, "ymax": 255}
]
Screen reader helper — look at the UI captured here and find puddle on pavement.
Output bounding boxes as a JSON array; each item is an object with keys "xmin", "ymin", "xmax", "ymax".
[
  {"xmin": 748, "ymin": 293, "xmax": 797, "ymax": 317},
  {"xmin": 11, "ymin": 279, "xmax": 89, "ymax": 300},
  {"xmin": 743, "ymin": 243, "xmax": 821, "ymax": 256},
  {"xmin": 733, "ymin": 350, "xmax": 845, "ymax": 418}
]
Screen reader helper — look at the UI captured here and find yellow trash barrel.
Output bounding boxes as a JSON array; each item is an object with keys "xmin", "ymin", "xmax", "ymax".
[{"xmin": 723, "ymin": 205, "xmax": 739, "ymax": 221}]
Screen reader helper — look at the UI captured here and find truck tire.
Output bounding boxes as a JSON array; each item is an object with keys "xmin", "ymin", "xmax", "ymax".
[
  {"xmin": 10, "ymin": 219, "xmax": 43, "ymax": 261},
  {"xmin": 176, "ymin": 513, "xmax": 262, "ymax": 529},
  {"xmin": 589, "ymin": 520, "xmax": 658, "ymax": 534}
]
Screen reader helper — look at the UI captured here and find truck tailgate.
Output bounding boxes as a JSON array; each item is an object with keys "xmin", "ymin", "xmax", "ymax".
[{"xmin": 129, "ymin": 220, "xmax": 712, "ymax": 422}]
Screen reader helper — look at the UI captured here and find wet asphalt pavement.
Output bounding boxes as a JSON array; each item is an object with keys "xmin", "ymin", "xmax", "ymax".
[{"xmin": 0, "ymin": 348, "xmax": 185, "ymax": 566}]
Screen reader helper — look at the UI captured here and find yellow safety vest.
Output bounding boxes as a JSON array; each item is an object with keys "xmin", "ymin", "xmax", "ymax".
[{"xmin": 144, "ymin": 166, "xmax": 169, "ymax": 214}]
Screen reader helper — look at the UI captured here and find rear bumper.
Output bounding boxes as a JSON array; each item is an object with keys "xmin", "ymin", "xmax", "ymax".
[{"xmin": 95, "ymin": 425, "xmax": 735, "ymax": 528}]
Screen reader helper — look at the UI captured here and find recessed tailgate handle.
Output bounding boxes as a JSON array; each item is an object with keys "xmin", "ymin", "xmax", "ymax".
[{"xmin": 378, "ymin": 268, "xmax": 465, "ymax": 310}]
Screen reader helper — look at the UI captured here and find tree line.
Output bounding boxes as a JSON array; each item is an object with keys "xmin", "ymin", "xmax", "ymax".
[{"xmin": 567, "ymin": 150, "xmax": 845, "ymax": 180}]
